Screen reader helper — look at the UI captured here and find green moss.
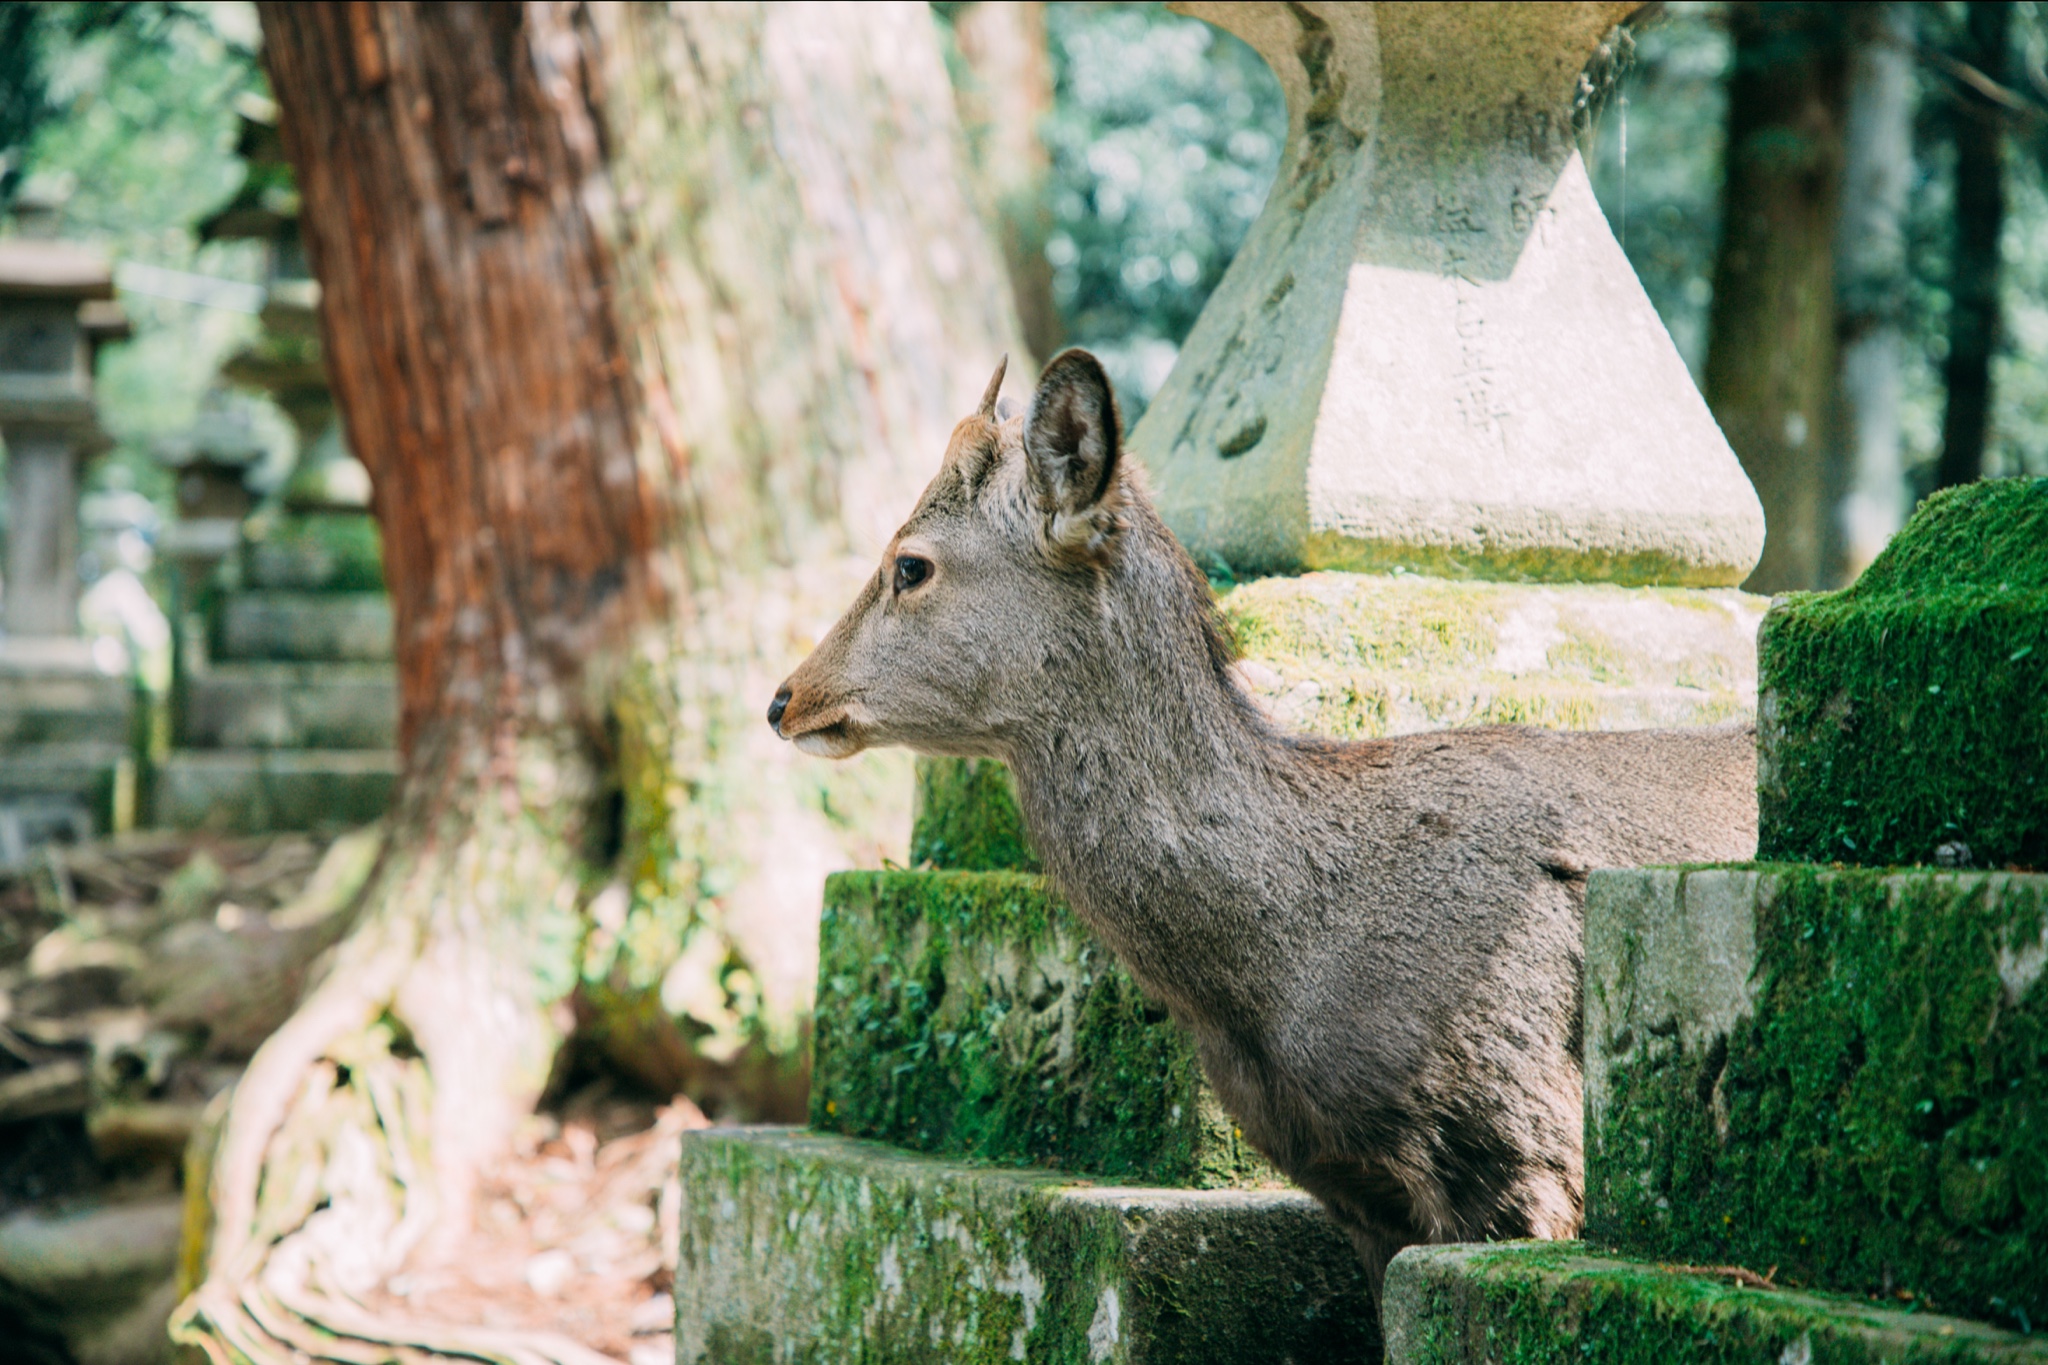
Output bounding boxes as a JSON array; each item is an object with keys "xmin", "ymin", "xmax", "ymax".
[
  {"xmin": 1585, "ymin": 866, "xmax": 2048, "ymax": 1331},
  {"xmin": 810, "ymin": 869, "xmax": 1278, "ymax": 1189},
  {"xmin": 675, "ymin": 1129, "xmax": 1377, "ymax": 1364},
  {"xmin": 1385, "ymin": 1242, "xmax": 2048, "ymax": 1365},
  {"xmin": 1300, "ymin": 531, "xmax": 1737, "ymax": 587},
  {"xmin": 1758, "ymin": 478, "xmax": 2048, "ymax": 868},
  {"xmin": 910, "ymin": 757, "xmax": 1039, "ymax": 871}
]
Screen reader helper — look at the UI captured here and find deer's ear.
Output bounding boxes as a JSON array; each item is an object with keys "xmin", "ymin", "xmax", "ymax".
[{"xmin": 1024, "ymin": 349, "xmax": 1122, "ymax": 556}]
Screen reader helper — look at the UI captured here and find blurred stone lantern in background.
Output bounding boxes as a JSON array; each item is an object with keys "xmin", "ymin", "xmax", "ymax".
[{"xmin": 0, "ymin": 191, "xmax": 138, "ymax": 861}]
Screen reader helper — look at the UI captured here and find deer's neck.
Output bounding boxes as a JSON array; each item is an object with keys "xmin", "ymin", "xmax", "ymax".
[{"xmin": 1000, "ymin": 557, "xmax": 1315, "ymax": 1028}]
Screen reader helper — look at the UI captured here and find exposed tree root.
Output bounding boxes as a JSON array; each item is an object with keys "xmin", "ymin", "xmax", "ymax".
[{"xmin": 170, "ymin": 753, "xmax": 667, "ymax": 1365}]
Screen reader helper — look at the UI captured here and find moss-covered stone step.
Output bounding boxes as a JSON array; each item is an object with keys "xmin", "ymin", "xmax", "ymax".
[
  {"xmin": 1584, "ymin": 866, "xmax": 2046, "ymax": 1330},
  {"xmin": 1758, "ymin": 478, "xmax": 2047, "ymax": 868},
  {"xmin": 813, "ymin": 870, "xmax": 1275, "ymax": 1188},
  {"xmin": 1382, "ymin": 1243, "xmax": 2048, "ymax": 1365},
  {"xmin": 211, "ymin": 592, "xmax": 392, "ymax": 663},
  {"xmin": 675, "ymin": 1127, "xmax": 1376, "ymax": 1364},
  {"xmin": 180, "ymin": 662, "xmax": 396, "ymax": 749},
  {"xmin": 155, "ymin": 749, "xmax": 397, "ymax": 832}
]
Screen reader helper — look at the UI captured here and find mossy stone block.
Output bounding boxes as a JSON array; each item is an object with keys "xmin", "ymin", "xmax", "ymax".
[
  {"xmin": 812, "ymin": 870, "xmax": 1276, "ymax": 1189},
  {"xmin": 1758, "ymin": 479, "xmax": 2048, "ymax": 868},
  {"xmin": 241, "ymin": 512, "xmax": 385, "ymax": 593},
  {"xmin": 1584, "ymin": 866, "xmax": 2048, "ymax": 1330},
  {"xmin": 675, "ymin": 1127, "xmax": 1376, "ymax": 1364},
  {"xmin": 1383, "ymin": 1242, "xmax": 2048, "ymax": 1365},
  {"xmin": 911, "ymin": 757, "xmax": 1038, "ymax": 871}
]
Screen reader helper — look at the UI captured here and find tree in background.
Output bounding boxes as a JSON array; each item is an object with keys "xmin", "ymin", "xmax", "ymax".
[
  {"xmin": 1936, "ymin": 0, "xmax": 2014, "ymax": 489},
  {"xmin": 175, "ymin": 4, "xmax": 1019, "ymax": 1359},
  {"xmin": 1702, "ymin": 0, "xmax": 1848, "ymax": 594},
  {"xmin": 949, "ymin": 0, "xmax": 1063, "ymax": 365},
  {"xmin": 1832, "ymin": 0, "xmax": 1917, "ymax": 580}
]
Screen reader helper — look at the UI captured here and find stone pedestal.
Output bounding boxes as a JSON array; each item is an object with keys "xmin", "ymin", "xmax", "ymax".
[{"xmin": 1140, "ymin": 2, "xmax": 1762, "ymax": 585}]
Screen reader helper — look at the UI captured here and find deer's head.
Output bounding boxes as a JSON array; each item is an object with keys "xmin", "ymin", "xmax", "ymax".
[{"xmin": 768, "ymin": 349, "xmax": 1132, "ymax": 761}]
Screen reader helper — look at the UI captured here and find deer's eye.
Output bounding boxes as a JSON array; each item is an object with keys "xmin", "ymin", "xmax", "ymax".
[{"xmin": 893, "ymin": 555, "xmax": 932, "ymax": 594}]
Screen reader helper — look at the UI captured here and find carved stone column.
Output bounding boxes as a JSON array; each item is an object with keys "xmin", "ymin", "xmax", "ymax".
[{"xmin": 1138, "ymin": 2, "xmax": 1765, "ymax": 587}]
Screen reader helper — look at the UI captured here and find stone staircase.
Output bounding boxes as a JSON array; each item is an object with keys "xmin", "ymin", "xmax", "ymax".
[
  {"xmin": 1383, "ymin": 480, "xmax": 2048, "ymax": 1363},
  {"xmin": 156, "ymin": 506, "xmax": 397, "ymax": 832}
]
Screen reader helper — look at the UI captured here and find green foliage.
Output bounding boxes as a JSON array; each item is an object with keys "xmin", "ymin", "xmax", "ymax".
[
  {"xmin": 1757, "ymin": 479, "xmax": 2048, "ymax": 868},
  {"xmin": 1585, "ymin": 866, "xmax": 2048, "ymax": 1332},
  {"xmin": 810, "ymin": 869, "xmax": 1276, "ymax": 1188},
  {"xmin": 3, "ymin": 2, "xmax": 274, "ymax": 510},
  {"xmin": 1039, "ymin": 2, "xmax": 1284, "ymax": 416}
]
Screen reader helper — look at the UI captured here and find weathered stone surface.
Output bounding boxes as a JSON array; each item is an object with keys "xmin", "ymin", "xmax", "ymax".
[
  {"xmin": 212, "ymin": 591, "xmax": 393, "ymax": 662},
  {"xmin": 676, "ymin": 1127, "xmax": 1375, "ymax": 1364},
  {"xmin": 155, "ymin": 749, "xmax": 397, "ymax": 832},
  {"xmin": 180, "ymin": 663, "xmax": 396, "ymax": 750},
  {"xmin": 1135, "ymin": 3, "xmax": 1762, "ymax": 585},
  {"xmin": 1221, "ymin": 572, "xmax": 1764, "ymax": 736},
  {"xmin": 1757, "ymin": 478, "xmax": 2047, "ymax": 869},
  {"xmin": 1383, "ymin": 1243, "xmax": 2048, "ymax": 1365},
  {"xmin": 1584, "ymin": 867, "xmax": 2047, "ymax": 1329},
  {"xmin": 815, "ymin": 871, "xmax": 1273, "ymax": 1188}
]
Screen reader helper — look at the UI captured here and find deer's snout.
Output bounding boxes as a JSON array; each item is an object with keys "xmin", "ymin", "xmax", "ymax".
[{"xmin": 767, "ymin": 688, "xmax": 791, "ymax": 733}]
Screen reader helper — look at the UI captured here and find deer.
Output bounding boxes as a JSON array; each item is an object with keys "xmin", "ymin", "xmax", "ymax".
[{"xmin": 768, "ymin": 349, "xmax": 1758, "ymax": 1297}]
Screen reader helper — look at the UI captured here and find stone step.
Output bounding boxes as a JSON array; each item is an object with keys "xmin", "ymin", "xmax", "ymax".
[
  {"xmin": 814, "ymin": 870, "xmax": 1274, "ymax": 1189},
  {"xmin": 155, "ymin": 749, "xmax": 397, "ymax": 832},
  {"xmin": 179, "ymin": 662, "xmax": 396, "ymax": 750},
  {"xmin": 0, "ymin": 743, "xmax": 136, "ymax": 842},
  {"xmin": 1383, "ymin": 1243, "xmax": 2048, "ymax": 1365},
  {"xmin": 212, "ymin": 591, "xmax": 392, "ymax": 662},
  {"xmin": 0, "ymin": 670, "xmax": 132, "ymax": 747},
  {"xmin": 1758, "ymin": 477, "xmax": 2046, "ymax": 868},
  {"xmin": 240, "ymin": 510, "xmax": 385, "ymax": 593},
  {"xmin": 1584, "ymin": 866, "xmax": 2046, "ymax": 1331},
  {"xmin": 676, "ymin": 1127, "xmax": 1376, "ymax": 1365}
]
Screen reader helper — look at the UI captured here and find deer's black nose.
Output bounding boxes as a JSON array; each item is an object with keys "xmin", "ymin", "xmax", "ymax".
[{"xmin": 767, "ymin": 689, "xmax": 791, "ymax": 732}]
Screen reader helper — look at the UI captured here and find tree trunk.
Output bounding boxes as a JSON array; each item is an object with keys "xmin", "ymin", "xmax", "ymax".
[
  {"xmin": 1937, "ymin": 0, "xmax": 2010, "ymax": 490},
  {"xmin": 1831, "ymin": 0, "xmax": 1915, "ymax": 580},
  {"xmin": 1703, "ymin": 1, "xmax": 1848, "ymax": 594},
  {"xmin": 173, "ymin": 4, "xmax": 1020, "ymax": 1361},
  {"xmin": 950, "ymin": 0, "xmax": 1062, "ymax": 365}
]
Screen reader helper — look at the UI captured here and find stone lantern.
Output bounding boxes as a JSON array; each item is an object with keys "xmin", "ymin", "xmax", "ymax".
[
  {"xmin": 1142, "ymin": 2, "xmax": 1763, "ymax": 586},
  {"xmin": 0, "ymin": 236, "xmax": 116, "ymax": 637},
  {"xmin": 0, "ymin": 233, "xmax": 136, "ymax": 850}
]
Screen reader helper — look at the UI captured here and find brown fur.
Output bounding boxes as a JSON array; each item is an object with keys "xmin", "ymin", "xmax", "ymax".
[{"xmin": 770, "ymin": 351, "xmax": 1758, "ymax": 1296}]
